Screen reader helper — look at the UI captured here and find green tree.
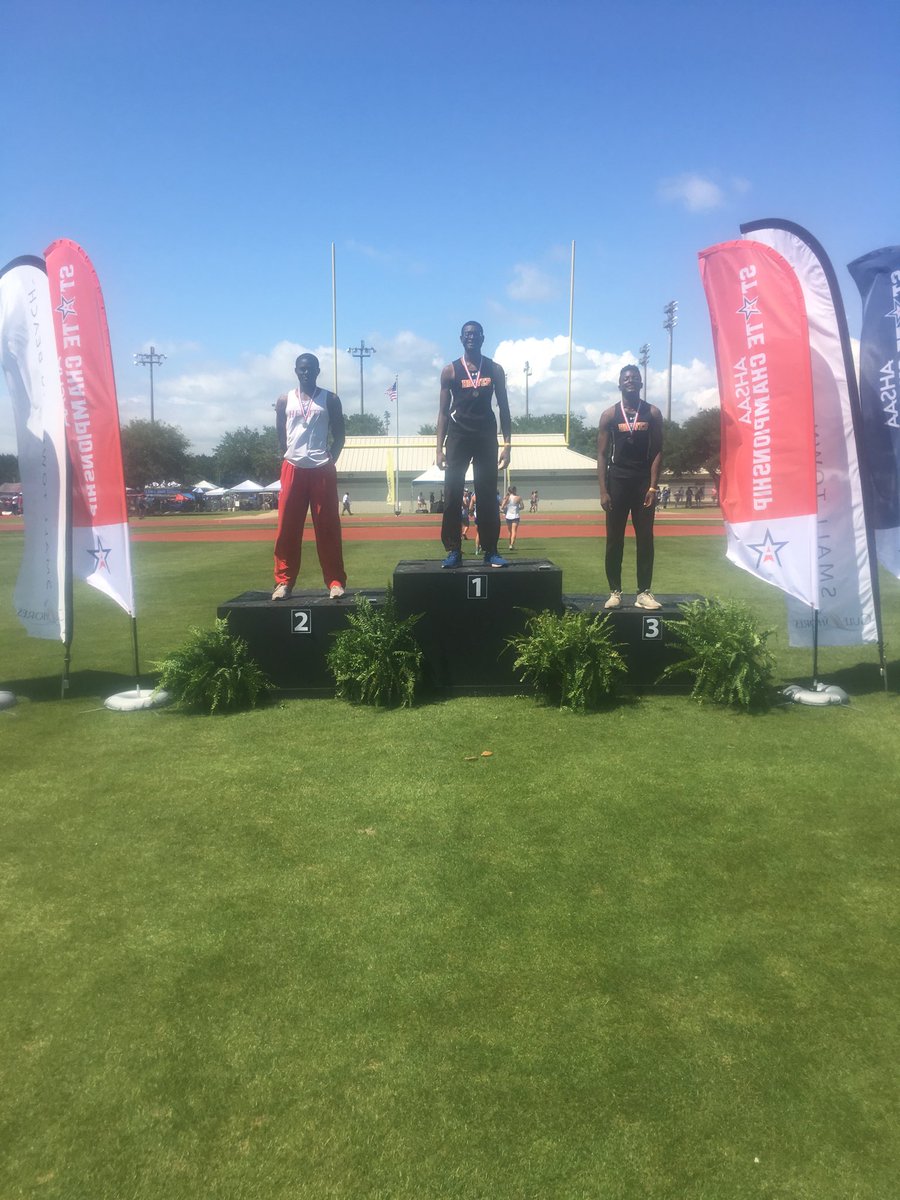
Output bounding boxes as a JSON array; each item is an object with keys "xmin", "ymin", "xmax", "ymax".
[
  {"xmin": 185, "ymin": 454, "xmax": 220, "ymax": 486},
  {"xmin": 214, "ymin": 427, "xmax": 282, "ymax": 487},
  {"xmin": 676, "ymin": 408, "xmax": 721, "ymax": 483},
  {"xmin": 418, "ymin": 423, "xmax": 437, "ymax": 437},
  {"xmin": 661, "ymin": 418, "xmax": 686, "ymax": 474},
  {"xmin": 512, "ymin": 412, "xmax": 597, "ymax": 460},
  {"xmin": 0, "ymin": 453, "xmax": 19, "ymax": 484},
  {"xmin": 121, "ymin": 420, "xmax": 190, "ymax": 488},
  {"xmin": 345, "ymin": 412, "xmax": 389, "ymax": 436}
]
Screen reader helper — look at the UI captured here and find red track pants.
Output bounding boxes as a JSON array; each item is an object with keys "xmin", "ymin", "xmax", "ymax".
[{"xmin": 273, "ymin": 459, "xmax": 346, "ymax": 589}]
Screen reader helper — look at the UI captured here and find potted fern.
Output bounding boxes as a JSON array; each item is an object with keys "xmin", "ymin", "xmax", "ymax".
[
  {"xmin": 326, "ymin": 589, "xmax": 424, "ymax": 707},
  {"xmin": 508, "ymin": 608, "xmax": 627, "ymax": 711},
  {"xmin": 154, "ymin": 618, "xmax": 272, "ymax": 714},
  {"xmin": 659, "ymin": 598, "xmax": 775, "ymax": 712}
]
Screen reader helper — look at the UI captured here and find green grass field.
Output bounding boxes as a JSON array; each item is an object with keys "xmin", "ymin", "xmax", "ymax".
[{"xmin": 1, "ymin": 527, "xmax": 898, "ymax": 1199}]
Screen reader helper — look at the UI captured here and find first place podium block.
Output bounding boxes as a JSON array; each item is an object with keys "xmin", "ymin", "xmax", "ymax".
[
  {"xmin": 393, "ymin": 558, "xmax": 563, "ymax": 692},
  {"xmin": 218, "ymin": 589, "xmax": 387, "ymax": 693}
]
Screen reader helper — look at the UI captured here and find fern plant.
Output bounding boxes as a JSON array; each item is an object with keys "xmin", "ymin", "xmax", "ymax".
[
  {"xmin": 659, "ymin": 598, "xmax": 775, "ymax": 711},
  {"xmin": 326, "ymin": 589, "xmax": 423, "ymax": 707},
  {"xmin": 508, "ymin": 608, "xmax": 627, "ymax": 711},
  {"xmin": 154, "ymin": 618, "xmax": 272, "ymax": 714}
]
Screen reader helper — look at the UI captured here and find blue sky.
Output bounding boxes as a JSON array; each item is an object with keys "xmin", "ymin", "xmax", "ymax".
[{"xmin": 2, "ymin": 0, "xmax": 897, "ymax": 457}]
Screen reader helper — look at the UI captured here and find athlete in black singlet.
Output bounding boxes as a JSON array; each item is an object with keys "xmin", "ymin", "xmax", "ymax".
[
  {"xmin": 597, "ymin": 365, "xmax": 664, "ymax": 610},
  {"xmin": 436, "ymin": 321, "xmax": 512, "ymax": 568}
]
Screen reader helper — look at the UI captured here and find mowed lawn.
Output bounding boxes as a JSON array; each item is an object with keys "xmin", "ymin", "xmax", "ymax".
[{"xmin": 1, "ymin": 525, "xmax": 898, "ymax": 1199}]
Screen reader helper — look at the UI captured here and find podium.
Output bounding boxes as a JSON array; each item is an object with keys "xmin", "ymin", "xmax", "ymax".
[
  {"xmin": 562, "ymin": 594, "xmax": 699, "ymax": 688},
  {"xmin": 392, "ymin": 558, "xmax": 562, "ymax": 692},
  {"xmin": 217, "ymin": 589, "xmax": 386, "ymax": 693},
  {"xmin": 216, "ymin": 570, "xmax": 696, "ymax": 696}
]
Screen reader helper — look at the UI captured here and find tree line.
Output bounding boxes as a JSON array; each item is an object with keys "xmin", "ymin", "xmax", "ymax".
[{"xmin": 0, "ymin": 408, "xmax": 721, "ymax": 490}]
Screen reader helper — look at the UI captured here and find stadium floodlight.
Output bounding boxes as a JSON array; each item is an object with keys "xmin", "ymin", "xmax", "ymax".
[
  {"xmin": 133, "ymin": 345, "xmax": 166, "ymax": 424},
  {"xmin": 346, "ymin": 340, "xmax": 376, "ymax": 416},
  {"xmin": 663, "ymin": 301, "xmax": 678, "ymax": 422}
]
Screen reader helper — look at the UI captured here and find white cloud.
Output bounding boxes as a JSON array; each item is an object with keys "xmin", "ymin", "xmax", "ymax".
[
  {"xmin": 506, "ymin": 263, "xmax": 560, "ymax": 303},
  {"xmin": 657, "ymin": 172, "xmax": 753, "ymax": 214},
  {"xmin": 658, "ymin": 173, "xmax": 726, "ymax": 213},
  {"xmin": 496, "ymin": 338, "xmax": 719, "ymax": 425},
  {"xmin": 345, "ymin": 239, "xmax": 427, "ymax": 275},
  {"xmin": 42, "ymin": 333, "xmax": 719, "ymax": 460},
  {"xmin": 119, "ymin": 333, "xmax": 447, "ymax": 453}
]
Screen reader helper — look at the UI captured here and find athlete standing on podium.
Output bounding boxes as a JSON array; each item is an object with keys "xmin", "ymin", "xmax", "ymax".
[
  {"xmin": 436, "ymin": 321, "xmax": 512, "ymax": 569},
  {"xmin": 597, "ymin": 365, "xmax": 664, "ymax": 610},
  {"xmin": 271, "ymin": 353, "xmax": 347, "ymax": 602}
]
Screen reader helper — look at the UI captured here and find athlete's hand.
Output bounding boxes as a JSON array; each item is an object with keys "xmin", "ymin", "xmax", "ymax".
[
  {"xmin": 498, "ymin": 445, "xmax": 510, "ymax": 470},
  {"xmin": 436, "ymin": 450, "xmax": 447, "ymax": 469},
  {"xmin": 600, "ymin": 493, "xmax": 612, "ymax": 512}
]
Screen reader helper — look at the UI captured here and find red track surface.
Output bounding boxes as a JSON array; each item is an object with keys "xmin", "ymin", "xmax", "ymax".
[{"xmin": 1, "ymin": 512, "xmax": 725, "ymax": 543}]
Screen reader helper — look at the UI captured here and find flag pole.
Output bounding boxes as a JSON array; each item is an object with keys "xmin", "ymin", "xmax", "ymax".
[
  {"xmin": 131, "ymin": 616, "xmax": 141, "ymax": 691},
  {"xmin": 566, "ymin": 239, "xmax": 575, "ymax": 446},
  {"xmin": 395, "ymin": 376, "xmax": 401, "ymax": 515},
  {"xmin": 62, "ymin": 445, "xmax": 74, "ymax": 699},
  {"xmin": 331, "ymin": 242, "xmax": 338, "ymax": 395}
]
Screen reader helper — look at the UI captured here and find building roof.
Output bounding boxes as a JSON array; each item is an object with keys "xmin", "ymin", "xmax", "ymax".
[{"xmin": 339, "ymin": 434, "xmax": 596, "ymax": 475}]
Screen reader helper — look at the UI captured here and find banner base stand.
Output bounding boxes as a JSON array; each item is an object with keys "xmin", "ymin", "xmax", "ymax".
[
  {"xmin": 104, "ymin": 688, "xmax": 171, "ymax": 712},
  {"xmin": 781, "ymin": 682, "xmax": 849, "ymax": 707}
]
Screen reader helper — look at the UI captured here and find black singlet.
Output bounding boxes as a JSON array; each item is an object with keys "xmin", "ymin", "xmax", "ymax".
[
  {"xmin": 604, "ymin": 401, "xmax": 653, "ymax": 475},
  {"xmin": 448, "ymin": 356, "xmax": 499, "ymax": 435}
]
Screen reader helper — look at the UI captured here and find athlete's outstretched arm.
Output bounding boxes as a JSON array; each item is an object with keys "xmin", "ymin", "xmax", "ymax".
[
  {"xmin": 494, "ymin": 366, "xmax": 512, "ymax": 470},
  {"xmin": 435, "ymin": 363, "xmax": 454, "ymax": 469}
]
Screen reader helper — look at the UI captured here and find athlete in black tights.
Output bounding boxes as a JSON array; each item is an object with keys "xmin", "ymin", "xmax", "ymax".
[{"xmin": 597, "ymin": 365, "xmax": 664, "ymax": 610}]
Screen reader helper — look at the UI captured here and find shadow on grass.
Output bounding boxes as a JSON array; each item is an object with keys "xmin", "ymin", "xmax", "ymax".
[
  {"xmin": 1, "ymin": 670, "xmax": 158, "ymax": 703},
  {"xmin": 784, "ymin": 657, "xmax": 899, "ymax": 698}
]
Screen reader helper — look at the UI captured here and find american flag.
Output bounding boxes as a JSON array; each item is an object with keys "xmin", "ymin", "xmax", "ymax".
[{"xmin": 385, "ymin": 377, "xmax": 398, "ymax": 403}]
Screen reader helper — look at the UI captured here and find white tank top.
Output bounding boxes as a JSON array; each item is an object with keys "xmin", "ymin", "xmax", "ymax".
[{"xmin": 283, "ymin": 388, "xmax": 332, "ymax": 468}]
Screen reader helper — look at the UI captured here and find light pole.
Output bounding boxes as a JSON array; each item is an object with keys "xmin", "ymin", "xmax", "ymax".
[
  {"xmin": 663, "ymin": 301, "xmax": 678, "ymax": 422},
  {"xmin": 639, "ymin": 344, "xmax": 650, "ymax": 398},
  {"xmin": 133, "ymin": 345, "xmax": 166, "ymax": 424},
  {"xmin": 346, "ymin": 339, "xmax": 376, "ymax": 416},
  {"xmin": 523, "ymin": 360, "xmax": 532, "ymax": 418}
]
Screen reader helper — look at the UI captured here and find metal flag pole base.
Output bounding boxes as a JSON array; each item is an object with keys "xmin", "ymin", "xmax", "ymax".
[
  {"xmin": 104, "ymin": 687, "xmax": 171, "ymax": 712},
  {"xmin": 782, "ymin": 604, "xmax": 850, "ymax": 703},
  {"xmin": 0, "ymin": 690, "xmax": 17, "ymax": 710},
  {"xmin": 781, "ymin": 681, "xmax": 850, "ymax": 707}
]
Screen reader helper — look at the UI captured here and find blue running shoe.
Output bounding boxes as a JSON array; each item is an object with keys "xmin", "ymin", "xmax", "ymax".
[
  {"xmin": 441, "ymin": 549, "xmax": 463, "ymax": 569},
  {"xmin": 484, "ymin": 553, "xmax": 510, "ymax": 568}
]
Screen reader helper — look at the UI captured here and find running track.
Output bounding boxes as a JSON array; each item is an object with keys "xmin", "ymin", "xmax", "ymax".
[{"xmin": 0, "ymin": 512, "xmax": 725, "ymax": 543}]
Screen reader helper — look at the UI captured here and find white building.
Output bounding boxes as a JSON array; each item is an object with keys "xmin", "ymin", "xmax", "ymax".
[{"xmin": 336, "ymin": 434, "xmax": 599, "ymax": 511}]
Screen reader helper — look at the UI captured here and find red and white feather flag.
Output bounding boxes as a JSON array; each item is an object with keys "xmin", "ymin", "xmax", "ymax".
[
  {"xmin": 699, "ymin": 239, "xmax": 818, "ymax": 607},
  {"xmin": 45, "ymin": 239, "xmax": 135, "ymax": 617}
]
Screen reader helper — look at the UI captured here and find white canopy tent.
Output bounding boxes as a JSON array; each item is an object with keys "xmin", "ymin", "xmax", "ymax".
[
  {"xmin": 412, "ymin": 465, "xmax": 474, "ymax": 485},
  {"xmin": 227, "ymin": 479, "xmax": 265, "ymax": 493}
]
